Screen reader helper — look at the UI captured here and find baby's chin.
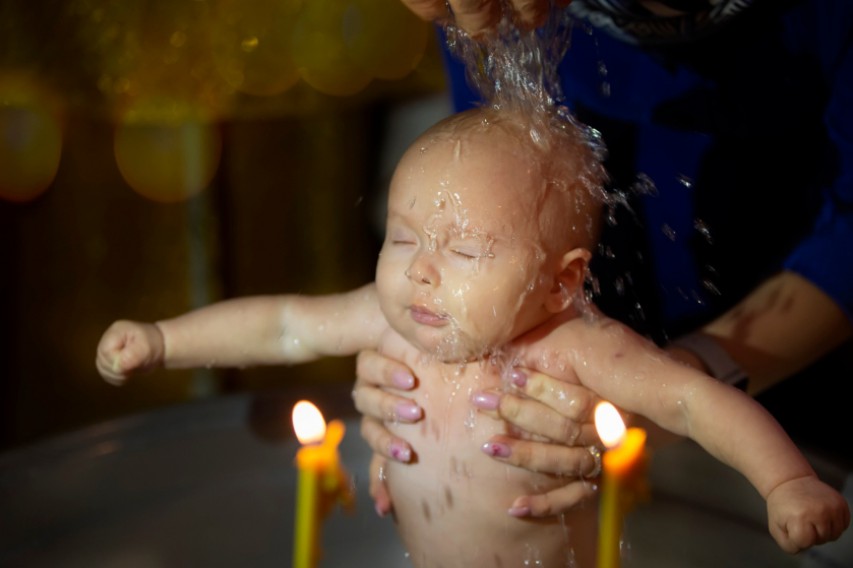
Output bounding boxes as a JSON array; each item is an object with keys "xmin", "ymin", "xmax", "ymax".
[{"xmin": 412, "ymin": 332, "xmax": 504, "ymax": 365}]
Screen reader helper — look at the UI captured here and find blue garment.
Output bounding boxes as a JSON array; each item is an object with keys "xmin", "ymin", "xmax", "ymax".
[{"xmin": 441, "ymin": 0, "xmax": 853, "ymax": 343}]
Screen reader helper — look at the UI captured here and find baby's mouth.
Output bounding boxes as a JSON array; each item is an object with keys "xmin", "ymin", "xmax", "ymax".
[{"xmin": 409, "ymin": 305, "xmax": 449, "ymax": 327}]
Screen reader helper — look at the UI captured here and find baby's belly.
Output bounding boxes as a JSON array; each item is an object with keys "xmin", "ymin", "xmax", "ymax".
[{"xmin": 384, "ymin": 368, "xmax": 596, "ymax": 567}]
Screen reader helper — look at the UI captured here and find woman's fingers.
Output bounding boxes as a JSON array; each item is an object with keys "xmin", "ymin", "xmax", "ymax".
[
  {"xmin": 512, "ymin": 369, "xmax": 598, "ymax": 423},
  {"xmin": 471, "ymin": 390, "xmax": 600, "ymax": 446},
  {"xmin": 399, "ymin": 0, "xmax": 450, "ymax": 23},
  {"xmin": 353, "ymin": 350, "xmax": 423, "ymax": 423},
  {"xmin": 369, "ymin": 453, "xmax": 394, "ymax": 517},
  {"xmin": 508, "ymin": 481, "xmax": 599, "ymax": 518},
  {"xmin": 507, "ymin": 0, "xmax": 552, "ymax": 28},
  {"xmin": 481, "ymin": 434, "xmax": 601, "ymax": 477},
  {"xmin": 498, "ymin": 392, "xmax": 596, "ymax": 445},
  {"xmin": 400, "ymin": 0, "xmax": 558, "ymax": 37},
  {"xmin": 360, "ymin": 415, "xmax": 414, "ymax": 464},
  {"xmin": 355, "ymin": 349, "xmax": 417, "ymax": 390}
]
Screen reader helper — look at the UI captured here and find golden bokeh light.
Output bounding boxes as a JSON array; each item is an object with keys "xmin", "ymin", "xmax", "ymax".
[
  {"xmin": 114, "ymin": 98, "xmax": 222, "ymax": 203},
  {"xmin": 0, "ymin": 75, "xmax": 63, "ymax": 203},
  {"xmin": 290, "ymin": 0, "xmax": 373, "ymax": 97},
  {"xmin": 343, "ymin": 0, "xmax": 429, "ymax": 81},
  {"xmin": 211, "ymin": 0, "xmax": 303, "ymax": 97}
]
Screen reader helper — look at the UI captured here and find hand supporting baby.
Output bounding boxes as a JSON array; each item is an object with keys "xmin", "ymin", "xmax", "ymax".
[{"xmin": 353, "ymin": 349, "xmax": 602, "ymax": 518}]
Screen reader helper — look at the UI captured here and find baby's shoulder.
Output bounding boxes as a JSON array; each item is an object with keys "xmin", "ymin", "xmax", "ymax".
[{"xmin": 515, "ymin": 309, "xmax": 644, "ymax": 357}]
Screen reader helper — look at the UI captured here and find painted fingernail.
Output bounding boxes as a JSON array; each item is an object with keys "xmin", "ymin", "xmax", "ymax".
[
  {"xmin": 392, "ymin": 370, "xmax": 415, "ymax": 389},
  {"xmin": 395, "ymin": 402, "xmax": 423, "ymax": 421},
  {"xmin": 481, "ymin": 441, "xmax": 511, "ymax": 458},
  {"xmin": 510, "ymin": 369, "xmax": 527, "ymax": 387},
  {"xmin": 471, "ymin": 391, "xmax": 500, "ymax": 410},
  {"xmin": 375, "ymin": 502, "xmax": 389, "ymax": 518},
  {"xmin": 389, "ymin": 442, "xmax": 411, "ymax": 463},
  {"xmin": 507, "ymin": 505, "xmax": 531, "ymax": 517}
]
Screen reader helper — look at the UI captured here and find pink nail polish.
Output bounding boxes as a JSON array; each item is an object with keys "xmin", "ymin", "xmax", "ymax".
[
  {"xmin": 510, "ymin": 369, "xmax": 527, "ymax": 387},
  {"xmin": 389, "ymin": 442, "xmax": 411, "ymax": 463},
  {"xmin": 375, "ymin": 502, "xmax": 388, "ymax": 518},
  {"xmin": 392, "ymin": 370, "xmax": 415, "ymax": 389},
  {"xmin": 507, "ymin": 505, "xmax": 531, "ymax": 517},
  {"xmin": 395, "ymin": 402, "xmax": 422, "ymax": 421},
  {"xmin": 481, "ymin": 441, "xmax": 511, "ymax": 458},
  {"xmin": 471, "ymin": 391, "xmax": 500, "ymax": 410}
]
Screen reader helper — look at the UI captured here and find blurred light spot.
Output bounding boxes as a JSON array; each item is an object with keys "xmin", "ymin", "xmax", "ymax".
[
  {"xmin": 290, "ymin": 0, "xmax": 372, "ymax": 96},
  {"xmin": 0, "ymin": 76, "xmax": 62, "ymax": 203},
  {"xmin": 241, "ymin": 36, "xmax": 259, "ymax": 53},
  {"xmin": 114, "ymin": 99, "xmax": 221, "ymax": 203},
  {"xmin": 211, "ymin": 0, "xmax": 302, "ymax": 97},
  {"xmin": 170, "ymin": 30, "xmax": 187, "ymax": 48},
  {"xmin": 343, "ymin": 0, "xmax": 428, "ymax": 80}
]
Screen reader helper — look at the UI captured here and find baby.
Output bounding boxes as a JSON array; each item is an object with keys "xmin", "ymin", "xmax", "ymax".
[{"xmin": 97, "ymin": 106, "xmax": 849, "ymax": 567}]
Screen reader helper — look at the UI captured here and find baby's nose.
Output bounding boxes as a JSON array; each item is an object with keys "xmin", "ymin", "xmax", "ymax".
[{"xmin": 406, "ymin": 254, "xmax": 439, "ymax": 286}]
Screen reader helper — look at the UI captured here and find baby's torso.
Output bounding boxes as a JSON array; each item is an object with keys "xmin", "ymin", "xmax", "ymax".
[{"xmin": 378, "ymin": 331, "xmax": 596, "ymax": 568}]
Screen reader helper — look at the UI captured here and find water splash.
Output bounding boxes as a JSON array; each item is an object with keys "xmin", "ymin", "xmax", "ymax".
[{"xmin": 443, "ymin": 6, "xmax": 609, "ymax": 204}]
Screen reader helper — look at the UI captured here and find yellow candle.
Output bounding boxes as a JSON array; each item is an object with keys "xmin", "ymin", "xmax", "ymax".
[
  {"xmin": 594, "ymin": 402, "xmax": 648, "ymax": 568},
  {"xmin": 292, "ymin": 401, "xmax": 353, "ymax": 568}
]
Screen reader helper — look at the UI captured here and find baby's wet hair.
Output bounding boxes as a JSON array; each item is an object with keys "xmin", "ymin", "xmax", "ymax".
[{"xmin": 422, "ymin": 105, "xmax": 609, "ymax": 251}]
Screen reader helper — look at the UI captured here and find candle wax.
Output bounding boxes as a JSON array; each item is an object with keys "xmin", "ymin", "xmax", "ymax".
[
  {"xmin": 597, "ymin": 427, "xmax": 648, "ymax": 568},
  {"xmin": 293, "ymin": 419, "xmax": 351, "ymax": 568}
]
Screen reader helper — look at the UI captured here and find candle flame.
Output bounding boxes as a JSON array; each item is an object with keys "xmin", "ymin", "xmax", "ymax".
[
  {"xmin": 292, "ymin": 400, "xmax": 326, "ymax": 445},
  {"xmin": 594, "ymin": 401, "xmax": 626, "ymax": 449}
]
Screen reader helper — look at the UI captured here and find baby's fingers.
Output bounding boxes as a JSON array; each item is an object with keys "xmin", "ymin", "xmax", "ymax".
[{"xmin": 508, "ymin": 481, "xmax": 599, "ymax": 518}]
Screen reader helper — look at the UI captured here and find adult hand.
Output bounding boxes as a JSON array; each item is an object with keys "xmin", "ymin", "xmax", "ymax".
[
  {"xmin": 400, "ymin": 0, "xmax": 570, "ymax": 37},
  {"xmin": 471, "ymin": 368, "xmax": 603, "ymax": 517},
  {"xmin": 353, "ymin": 349, "xmax": 424, "ymax": 516}
]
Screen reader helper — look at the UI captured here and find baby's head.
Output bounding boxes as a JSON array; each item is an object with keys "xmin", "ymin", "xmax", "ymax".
[{"xmin": 376, "ymin": 106, "xmax": 607, "ymax": 362}]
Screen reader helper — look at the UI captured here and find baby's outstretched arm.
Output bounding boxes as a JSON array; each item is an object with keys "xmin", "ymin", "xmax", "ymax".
[
  {"xmin": 516, "ymin": 312, "xmax": 850, "ymax": 551},
  {"xmin": 580, "ymin": 319, "xmax": 851, "ymax": 551},
  {"xmin": 95, "ymin": 283, "xmax": 385, "ymax": 384}
]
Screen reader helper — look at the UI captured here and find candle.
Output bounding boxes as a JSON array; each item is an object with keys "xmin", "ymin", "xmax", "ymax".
[
  {"xmin": 292, "ymin": 400, "xmax": 353, "ymax": 568},
  {"xmin": 594, "ymin": 401, "xmax": 648, "ymax": 568}
]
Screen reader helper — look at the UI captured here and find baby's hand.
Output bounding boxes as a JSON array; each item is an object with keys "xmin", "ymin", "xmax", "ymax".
[
  {"xmin": 95, "ymin": 320, "xmax": 165, "ymax": 385},
  {"xmin": 766, "ymin": 475, "xmax": 850, "ymax": 553}
]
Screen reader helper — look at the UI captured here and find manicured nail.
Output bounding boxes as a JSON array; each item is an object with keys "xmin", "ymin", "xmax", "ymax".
[
  {"xmin": 507, "ymin": 505, "xmax": 531, "ymax": 517},
  {"xmin": 375, "ymin": 502, "xmax": 388, "ymax": 518},
  {"xmin": 510, "ymin": 369, "xmax": 527, "ymax": 388},
  {"xmin": 395, "ymin": 402, "xmax": 423, "ymax": 421},
  {"xmin": 392, "ymin": 370, "xmax": 415, "ymax": 389},
  {"xmin": 471, "ymin": 391, "xmax": 500, "ymax": 410},
  {"xmin": 389, "ymin": 442, "xmax": 411, "ymax": 463},
  {"xmin": 481, "ymin": 441, "xmax": 511, "ymax": 458}
]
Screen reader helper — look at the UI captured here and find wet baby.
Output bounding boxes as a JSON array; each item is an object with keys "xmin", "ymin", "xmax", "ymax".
[{"xmin": 97, "ymin": 107, "xmax": 849, "ymax": 567}]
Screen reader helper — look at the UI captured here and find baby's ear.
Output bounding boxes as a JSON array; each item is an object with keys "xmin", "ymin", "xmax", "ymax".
[{"xmin": 545, "ymin": 248, "xmax": 591, "ymax": 313}]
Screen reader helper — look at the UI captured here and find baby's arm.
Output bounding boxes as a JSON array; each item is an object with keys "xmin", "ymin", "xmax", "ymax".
[
  {"xmin": 557, "ymin": 316, "xmax": 849, "ymax": 552},
  {"xmin": 96, "ymin": 283, "xmax": 384, "ymax": 383}
]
